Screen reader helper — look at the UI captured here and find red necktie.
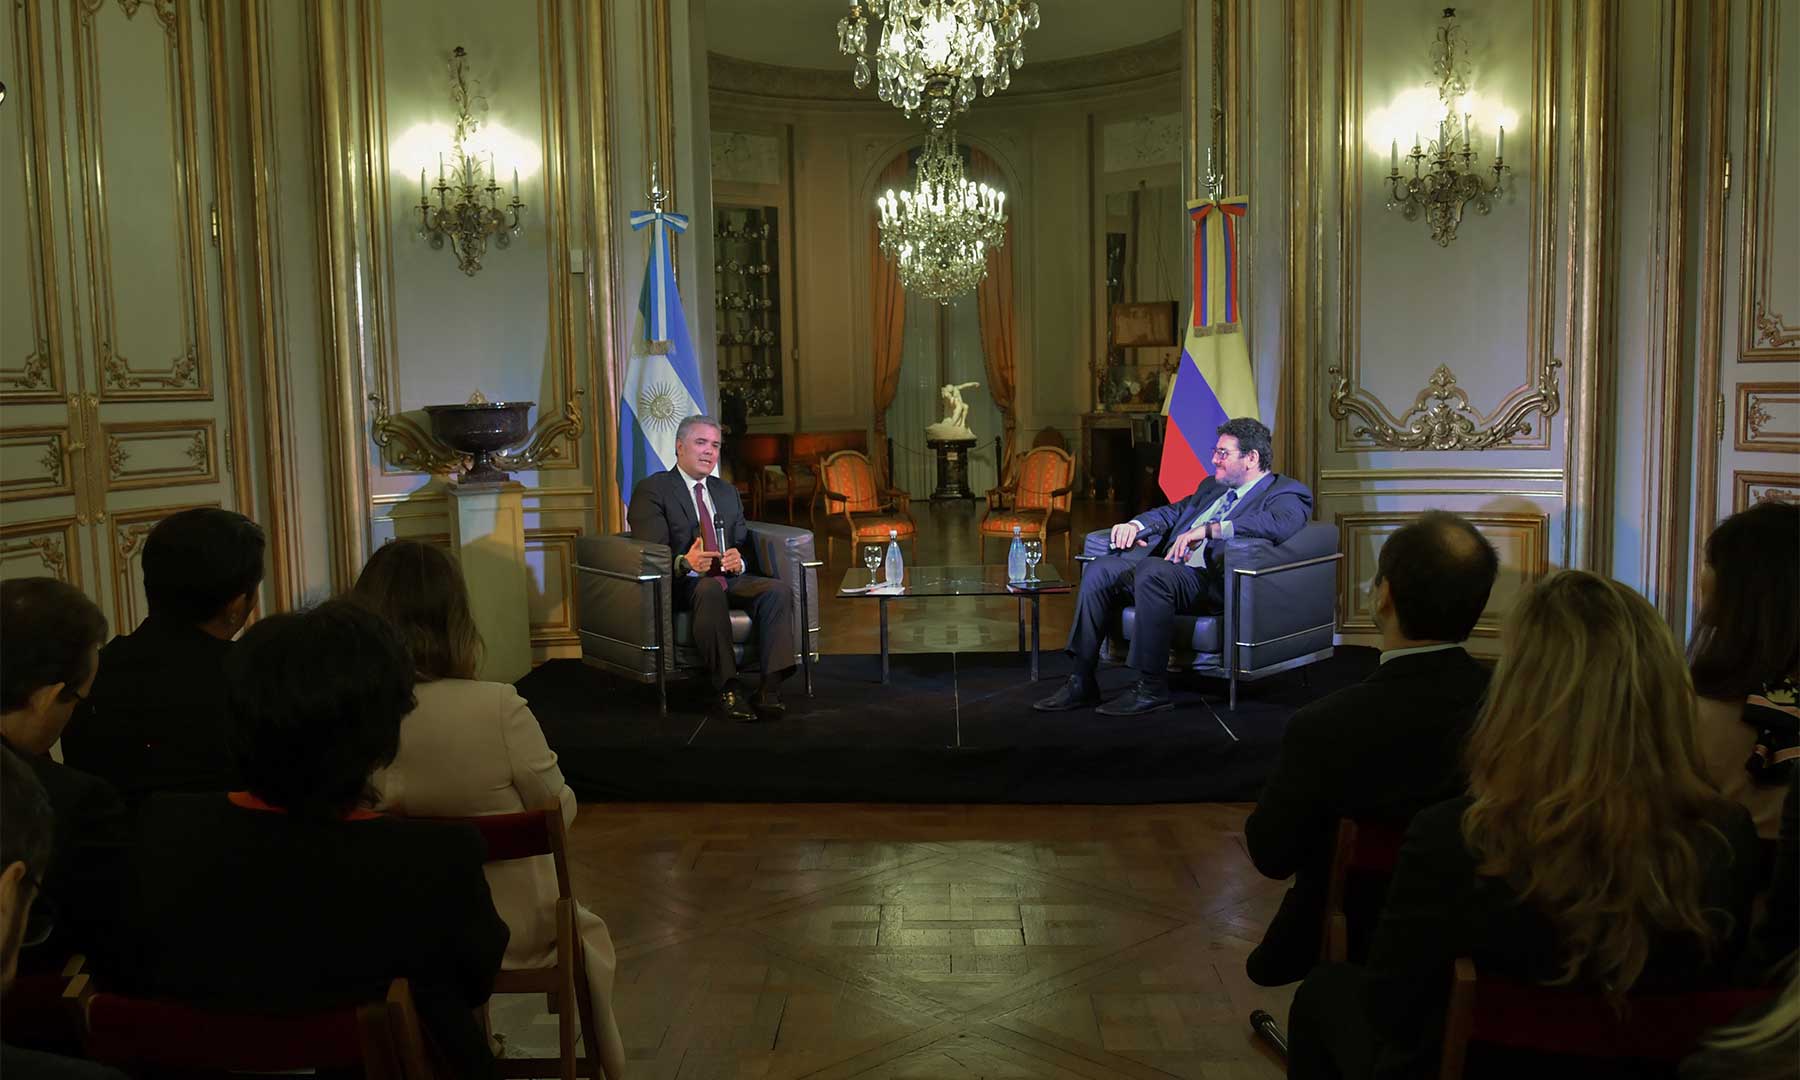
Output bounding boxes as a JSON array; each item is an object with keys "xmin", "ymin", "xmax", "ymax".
[{"xmin": 694, "ymin": 481, "xmax": 726, "ymax": 579}]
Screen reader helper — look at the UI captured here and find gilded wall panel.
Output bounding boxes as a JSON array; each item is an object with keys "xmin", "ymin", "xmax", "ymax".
[
  {"xmin": 1739, "ymin": 0, "xmax": 1799, "ymax": 359},
  {"xmin": 1337, "ymin": 510, "xmax": 1549, "ymax": 638},
  {"xmin": 1328, "ymin": 0, "xmax": 1560, "ymax": 452},
  {"xmin": 2, "ymin": 0, "xmax": 62, "ymax": 402},
  {"xmin": 524, "ymin": 525, "xmax": 579, "ymax": 649},
  {"xmin": 73, "ymin": 0, "xmax": 213, "ymax": 401},
  {"xmin": 1736, "ymin": 381, "xmax": 1800, "ymax": 452},
  {"xmin": 0, "ymin": 425, "xmax": 76, "ymax": 503},
  {"xmin": 1734, "ymin": 469, "xmax": 1800, "ymax": 510},
  {"xmin": 99, "ymin": 419, "xmax": 218, "ymax": 491},
  {"xmin": 0, "ymin": 517, "xmax": 80, "ymax": 585}
]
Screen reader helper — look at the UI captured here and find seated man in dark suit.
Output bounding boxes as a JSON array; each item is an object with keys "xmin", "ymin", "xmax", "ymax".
[
  {"xmin": 1037, "ymin": 417, "xmax": 1313, "ymax": 717},
  {"xmin": 627, "ymin": 414, "xmax": 795, "ymax": 722},
  {"xmin": 61, "ymin": 508, "xmax": 264, "ymax": 806},
  {"xmin": 0, "ymin": 579, "xmax": 128, "ymax": 970},
  {"xmin": 102, "ymin": 601, "xmax": 508, "ymax": 1079},
  {"xmin": 1241, "ymin": 510, "xmax": 1498, "ymax": 986}
]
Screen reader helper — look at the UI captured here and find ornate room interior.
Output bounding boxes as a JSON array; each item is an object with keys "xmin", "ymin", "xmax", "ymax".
[{"xmin": 0, "ymin": 0, "xmax": 1795, "ymax": 1074}]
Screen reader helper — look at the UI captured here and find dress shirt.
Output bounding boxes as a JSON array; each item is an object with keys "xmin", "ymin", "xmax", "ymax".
[
  {"xmin": 676, "ymin": 466, "xmax": 724, "ymax": 577},
  {"xmin": 1378, "ymin": 641, "xmax": 1465, "ymax": 665},
  {"xmin": 1132, "ymin": 471, "xmax": 1270, "ymax": 568}
]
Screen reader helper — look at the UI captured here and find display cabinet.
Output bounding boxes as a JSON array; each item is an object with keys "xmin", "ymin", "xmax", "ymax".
[{"xmin": 713, "ymin": 205, "xmax": 784, "ymax": 421}]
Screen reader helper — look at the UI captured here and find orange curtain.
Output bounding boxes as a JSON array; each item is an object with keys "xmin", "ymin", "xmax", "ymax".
[
  {"xmin": 968, "ymin": 148, "xmax": 1017, "ymax": 465},
  {"xmin": 869, "ymin": 153, "xmax": 911, "ymax": 484}
]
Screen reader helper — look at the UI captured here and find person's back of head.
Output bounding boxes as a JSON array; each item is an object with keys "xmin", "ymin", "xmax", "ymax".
[
  {"xmin": 1372, "ymin": 510, "xmax": 1501, "ymax": 643},
  {"xmin": 1693, "ymin": 502, "xmax": 1800, "ymax": 699},
  {"xmin": 348, "ymin": 540, "xmax": 483, "ymax": 682},
  {"xmin": 225, "ymin": 600, "xmax": 415, "ymax": 821},
  {"xmin": 0, "ymin": 746, "xmax": 53, "ymax": 990},
  {"xmin": 1464, "ymin": 570, "xmax": 1732, "ymax": 1002},
  {"xmin": 142, "ymin": 508, "xmax": 266, "ymax": 631},
  {"xmin": 0, "ymin": 578, "xmax": 108, "ymax": 750}
]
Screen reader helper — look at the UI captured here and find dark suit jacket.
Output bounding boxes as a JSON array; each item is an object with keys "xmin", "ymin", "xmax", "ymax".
[
  {"xmin": 627, "ymin": 467, "xmax": 766, "ymax": 576},
  {"xmin": 0, "ymin": 738, "xmax": 128, "ymax": 971},
  {"xmin": 1363, "ymin": 796, "xmax": 1760, "ymax": 1078},
  {"xmin": 60, "ymin": 615, "xmax": 237, "ymax": 807},
  {"xmin": 101, "ymin": 794, "xmax": 509, "ymax": 1080},
  {"xmin": 1243, "ymin": 648, "xmax": 1491, "ymax": 983},
  {"xmin": 1130, "ymin": 472, "xmax": 1313, "ymax": 563}
]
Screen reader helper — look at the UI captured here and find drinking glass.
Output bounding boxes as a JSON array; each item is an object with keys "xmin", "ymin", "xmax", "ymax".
[
  {"xmin": 861, "ymin": 543, "xmax": 883, "ymax": 584},
  {"xmin": 1022, "ymin": 538, "xmax": 1043, "ymax": 582}
]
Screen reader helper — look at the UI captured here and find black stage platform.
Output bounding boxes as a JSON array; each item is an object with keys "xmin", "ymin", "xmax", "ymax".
[{"xmin": 518, "ymin": 646, "xmax": 1380, "ymax": 804}]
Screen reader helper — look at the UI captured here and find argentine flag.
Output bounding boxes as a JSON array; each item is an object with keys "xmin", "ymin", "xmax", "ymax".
[{"xmin": 618, "ymin": 238, "xmax": 707, "ymax": 499}]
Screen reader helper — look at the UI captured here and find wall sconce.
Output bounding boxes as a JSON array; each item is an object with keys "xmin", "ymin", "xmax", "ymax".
[
  {"xmin": 416, "ymin": 46, "xmax": 525, "ymax": 276},
  {"xmin": 1381, "ymin": 8, "xmax": 1511, "ymax": 246}
]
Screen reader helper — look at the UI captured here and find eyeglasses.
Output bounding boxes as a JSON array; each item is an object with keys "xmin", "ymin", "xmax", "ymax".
[
  {"xmin": 1211, "ymin": 448, "xmax": 1243, "ymax": 460},
  {"xmin": 18, "ymin": 869, "xmax": 56, "ymax": 950}
]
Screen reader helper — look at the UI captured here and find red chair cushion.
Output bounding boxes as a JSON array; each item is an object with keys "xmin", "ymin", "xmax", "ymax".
[
  {"xmin": 1469, "ymin": 980, "xmax": 1775, "ymax": 1060},
  {"xmin": 85, "ymin": 993, "xmax": 367, "ymax": 1070}
]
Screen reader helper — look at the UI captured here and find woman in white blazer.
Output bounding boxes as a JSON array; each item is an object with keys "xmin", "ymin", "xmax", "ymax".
[{"xmin": 352, "ymin": 541, "xmax": 627, "ymax": 1079}]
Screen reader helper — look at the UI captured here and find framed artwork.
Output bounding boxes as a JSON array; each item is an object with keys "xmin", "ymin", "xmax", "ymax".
[{"xmin": 1110, "ymin": 301, "xmax": 1179, "ymax": 348}]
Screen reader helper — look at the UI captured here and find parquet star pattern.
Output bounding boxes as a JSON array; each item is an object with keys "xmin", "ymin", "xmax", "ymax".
[{"xmin": 489, "ymin": 803, "xmax": 1296, "ymax": 1079}]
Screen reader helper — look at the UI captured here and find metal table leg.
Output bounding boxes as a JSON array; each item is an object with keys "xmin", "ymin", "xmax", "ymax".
[
  {"xmin": 879, "ymin": 596, "xmax": 890, "ymax": 684},
  {"xmin": 1017, "ymin": 596, "xmax": 1026, "ymax": 652},
  {"xmin": 1030, "ymin": 594, "xmax": 1042, "ymax": 680}
]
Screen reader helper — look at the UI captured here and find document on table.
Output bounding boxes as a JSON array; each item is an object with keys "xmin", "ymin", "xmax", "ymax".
[{"xmin": 839, "ymin": 582, "xmax": 907, "ymax": 595}]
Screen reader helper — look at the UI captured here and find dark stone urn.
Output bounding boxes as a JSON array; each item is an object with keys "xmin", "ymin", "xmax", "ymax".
[{"xmin": 424, "ymin": 400, "xmax": 534, "ymax": 483}]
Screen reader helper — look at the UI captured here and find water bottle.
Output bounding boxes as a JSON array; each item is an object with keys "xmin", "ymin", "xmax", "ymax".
[
  {"xmin": 1007, "ymin": 524, "xmax": 1027, "ymax": 583},
  {"xmin": 884, "ymin": 528, "xmax": 904, "ymax": 586}
]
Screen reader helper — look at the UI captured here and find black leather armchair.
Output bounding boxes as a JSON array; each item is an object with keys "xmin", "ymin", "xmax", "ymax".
[
  {"xmin": 1076, "ymin": 521, "xmax": 1342, "ymax": 709},
  {"xmin": 575, "ymin": 522, "xmax": 821, "ymax": 715}
]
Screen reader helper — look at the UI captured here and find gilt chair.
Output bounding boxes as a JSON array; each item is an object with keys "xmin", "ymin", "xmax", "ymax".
[
  {"xmin": 980, "ymin": 445, "xmax": 1076, "ymax": 565},
  {"xmin": 782, "ymin": 429, "xmax": 868, "ymax": 523},
  {"xmin": 815, "ymin": 449, "xmax": 917, "ymax": 566}
]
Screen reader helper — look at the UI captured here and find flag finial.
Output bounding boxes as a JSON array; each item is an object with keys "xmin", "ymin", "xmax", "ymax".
[
  {"xmin": 1204, "ymin": 147, "xmax": 1224, "ymax": 201},
  {"xmin": 649, "ymin": 161, "xmax": 666, "ymax": 212}
]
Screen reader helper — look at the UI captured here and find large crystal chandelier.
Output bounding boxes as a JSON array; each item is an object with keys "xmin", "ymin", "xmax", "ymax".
[
  {"xmin": 876, "ymin": 127, "xmax": 1008, "ymax": 303},
  {"xmin": 837, "ymin": 1, "xmax": 1042, "ymax": 129}
]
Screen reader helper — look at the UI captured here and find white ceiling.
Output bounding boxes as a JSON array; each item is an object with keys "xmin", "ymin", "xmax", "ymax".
[{"xmin": 702, "ymin": 0, "xmax": 1183, "ymax": 70}]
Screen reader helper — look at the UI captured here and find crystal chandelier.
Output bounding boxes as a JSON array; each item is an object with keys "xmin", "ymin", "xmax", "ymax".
[
  {"xmin": 837, "ymin": 1, "xmax": 1042, "ymax": 129},
  {"xmin": 876, "ymin": 127, "xmax": 1008, "ymax": 303},
  {"xmin": 416, "ymin": 46, "xmax": 526, "ymax": 276},
  {"xmin": 1384, "ymin": 8, "xmax": 1510, "ymax": 246}
]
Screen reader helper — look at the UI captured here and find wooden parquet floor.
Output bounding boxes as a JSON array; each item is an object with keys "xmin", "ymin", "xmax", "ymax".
[{"xmin": 491, "ymin": 802, "xmax": 1296, "ymax": 1079}]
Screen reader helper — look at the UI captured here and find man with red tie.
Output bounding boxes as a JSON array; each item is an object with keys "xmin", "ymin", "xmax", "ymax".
[{"xmin": 627, "ymin": 415, "xmax": 795, "ymax": 722}]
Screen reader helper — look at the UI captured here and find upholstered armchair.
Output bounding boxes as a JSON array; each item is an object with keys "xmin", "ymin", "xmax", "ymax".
[
  {"xmin": 1076, "ymin": 521, "xmax": 1342, "ymax": 709},
  {"xmin": 574, "ymin": 522, "xmax": 821, "ymax": 715},
  {"xmin": 980, "ymin": 446, "xmax": 1075, "ymax": 564},
  {"xmin": 815, "ymin": 449, "xmax": 917, "ymax": 565}
]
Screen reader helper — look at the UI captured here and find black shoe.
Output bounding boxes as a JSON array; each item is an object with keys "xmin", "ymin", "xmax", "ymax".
[
  {"xmin": 1096, "ymin": 678, "xmax": 1175, "ymax": 717},
  {"xmin": 1033, "ymin": 675, "xmax": 1102, "ymax": 712},
  {"xmin": 718, "ymin": 688, "xmax": 758, "ymax": 723},
  {"xmin": 753, "ymin": 690, "xmax": 787, "ymax": 719}
]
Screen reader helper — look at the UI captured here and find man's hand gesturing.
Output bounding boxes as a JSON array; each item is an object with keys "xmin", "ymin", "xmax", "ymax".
[
  {"xmin": 684, "ymin": 536, "xmax": 719, "ymax": 573},
  {"xmin": 1109, "ymin": 521, "xmax": 1146, "ymax": 550}
]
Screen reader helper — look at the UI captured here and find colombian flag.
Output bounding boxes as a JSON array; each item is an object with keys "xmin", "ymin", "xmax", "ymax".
[{"xmin": 1159, "ymin": 194, "xmax": 1258, "ymax": 501}]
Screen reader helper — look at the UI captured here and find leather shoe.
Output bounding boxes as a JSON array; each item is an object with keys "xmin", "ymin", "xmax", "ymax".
[
  {"xmin": 753, "ymin": 691, "xmax": 787, "ymax": 719},
  {"xmin": 718, "ymin": 688, "xmax": 758, "ymax": 723},
  {"xmin": 1033, "ymin": 675, "xmax": 1102, "ymax": 712},
  {"xmin": 1096, "ymin": 679, "xmax": 1175, "ymax": 717}
]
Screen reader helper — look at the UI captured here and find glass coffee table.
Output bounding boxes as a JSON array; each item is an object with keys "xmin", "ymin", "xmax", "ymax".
[{"xmin": 837, "ymin": 564, "xmax": 1071, "ymax": 683}]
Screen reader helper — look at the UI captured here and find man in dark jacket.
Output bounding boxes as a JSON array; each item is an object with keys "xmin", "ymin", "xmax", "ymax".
[
  {"xmin": 1242, "ymin": 510, "xmax": 1499, "ymax": 985},
  {"xmin": 61, "ymin": 508, "xmax": 264, "ymax": 806},
  {"xmin": 1037, "ymin": 417, "xmax": 1314, "ymax": 716}
]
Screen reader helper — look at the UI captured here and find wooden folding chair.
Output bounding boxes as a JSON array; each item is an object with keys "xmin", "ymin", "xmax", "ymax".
[
  {"xmin": 435, "ymin": 804, "xmax": 604, "ymax": 1080},
  {"xmin": 1322, "ymin": 818, "xmax": 1407, "ymax": 963},
  {"xmin": 77, "ymin": 974, "xmax": 433, "ymax": 1080},
  {"xmin": 1438, "ymin": 958, "xmax": 1776, "ymax": 1078}
]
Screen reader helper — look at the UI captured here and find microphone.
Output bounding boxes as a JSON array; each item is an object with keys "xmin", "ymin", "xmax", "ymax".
[
  {"xmin": 1248, "ymin": 1009, "xmax": 1288, "ymax": 1056},
  {"xmin": 715, "ymin": 520, "xmax": 728, "ymax": 572}
]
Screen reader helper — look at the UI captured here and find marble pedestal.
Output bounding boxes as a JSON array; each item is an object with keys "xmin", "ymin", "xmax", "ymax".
[
  {"xmin": 927, "ymin": 437, "xmax": 978, "ymax": 500},
  {"xmin": 446, "ymin": 479, "xmax": 532, "ymax": 683}
]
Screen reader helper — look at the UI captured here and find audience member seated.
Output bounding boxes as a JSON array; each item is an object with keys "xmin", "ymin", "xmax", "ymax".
[
  {"xmin": 1679, "ymin": 961, "xmax": 1798, "ymax": 1080},
  {"xmin": 0, "ymin": 579, "xmax": 127, "ymax": 971},
  {"xmin": 0, "ymin": 749, "xmax": 127, "ymax": 1080},
  {"xmin": 351, "ymin": 540, "xmax": 628, "ymax": 1080},
  {"xmin": 1286, "ymin": 571, "xmax": 1762, "ymax": 1079},
  {"xmin": 1742, "ymin": 773, "xmax": 1798, "ymax": 984},
  {"xmin": 61, "ymin": 508, "xmax": 265, "ymax": 806},
  {"xmin": 1036, "ymin": 417, "xmax": 1312, "ymax": 717},
  {"xmin": 1690, "ymin": 502, "xmax": 1799, "ymax": 846},
  {"xmin": 1241, "ymin": 511, "xmax": 1499, "ymax": 986},
  {"xmin": 99, "ymin": 601, "xmax": 508, "ymax": 1079},
  {"xmin": 627, "ymin": 413, "xmax": 796, "ymax": 723}
]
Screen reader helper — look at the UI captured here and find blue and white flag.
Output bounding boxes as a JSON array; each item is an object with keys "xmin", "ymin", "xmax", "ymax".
[{"xmin": 618, "ymin": 207, "xmax": 707, "ymax": 499}]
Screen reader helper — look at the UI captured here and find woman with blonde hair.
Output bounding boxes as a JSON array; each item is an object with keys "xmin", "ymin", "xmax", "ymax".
[
  {"xmin": 1287, "ymin": 570, "xmax": 1761, "ymax": 1079},
  {"xmin": 351, "ymin": 540, "xmax": 627, "ymax": 1079}
]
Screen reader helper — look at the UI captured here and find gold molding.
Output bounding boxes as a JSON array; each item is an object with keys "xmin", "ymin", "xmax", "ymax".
[
  {"xmin": 1281, "ymin": 0, "xmax": 1318, "ymax": 491},
  {"xmin": 201, "ymin": 0, "xmax": 255, "ymax": 523},
  {"xmin": 1566, "ymin": 0, "xmax": 1614, "ymax": 569},
  {"xmin": 1332, "ymin": 0, "xmax": 1562, "ymax": 455},
  {"xmin": 1738, "ymin": 0, "xmax": 1799, "ymax": 360},
  {"xmin": 1733, "ymin": 469, "xmax": 1800, "ymax": 511},
  {"xmin": 98, "ymin": 418, "xmax": 217, "ymax": 491},
  {"xmin": 368, "ymin": 394, "xmax": 465, "ymax": 476},
  {"xmin": 493, "ymin": 390, "xmax": 588, "ymax": 471},
  {"xmin": 1319, "ymin": 466, "xmax": 1565, "ymax": 481},
  {"xmin": 1337, "ymin": 509, "xmax": 1550, "ymax": 638},
  {"xmin": 72, "ymin": 0, "xmax": 211, "ymax": 402},
  {"xmin": 0, "ymin": 425, "xmax": 76, "ymax": 503},
  {"xmin": 581, "ymin": 0, "xmax": 623, "ymax": 532},
  {"xmin": 4, "ymin": 0, "xmax": 65, "ymax": 404},
  {"xmin": 1328, "ymin": 361, "xmax": 1563, "ymax": 451},
  {"xmin": 0, "ymin": 516, "xmax": 81, "ymax": 586},
  {"xmin": 1692, "ymin": 0, "xmax": 1731, "ymax": 613},
  {"xmin": 1737, "ymin": 381, "xmax": 1800, "ymax": 452},
  {"xmin": 524, "ymin": 525, "xmax": 582, "ymax": 647}
]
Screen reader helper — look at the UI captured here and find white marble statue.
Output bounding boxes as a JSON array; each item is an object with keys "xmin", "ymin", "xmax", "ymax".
[{"xmin": 926, "ymin": 381, "xmax": 981, "ymax": 441}]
